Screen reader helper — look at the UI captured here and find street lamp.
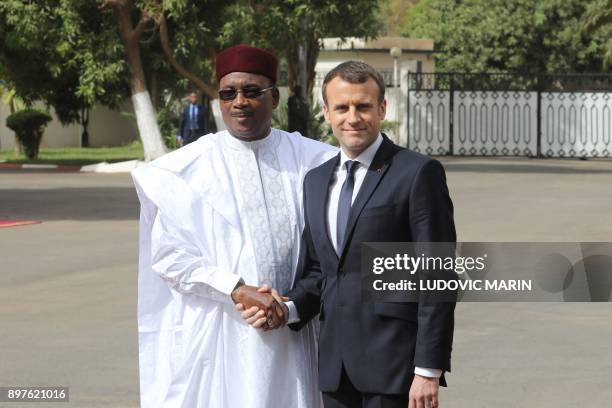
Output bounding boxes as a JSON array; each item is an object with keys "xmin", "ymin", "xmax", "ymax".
[
  {"xmin": 390, "ymin": 47, "xmax": 402, "ymax": 89},
  {"xmin": 389, "ymin": 47, "xmax": 402, "ymax": 142}
]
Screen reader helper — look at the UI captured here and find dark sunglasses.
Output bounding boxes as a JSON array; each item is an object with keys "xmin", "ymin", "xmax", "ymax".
[{"xmin": 218, "ymin": 86, "xmax": 275, "ymax": 101}]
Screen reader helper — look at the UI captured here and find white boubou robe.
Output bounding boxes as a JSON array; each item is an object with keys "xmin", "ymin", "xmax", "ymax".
[{"xmin": 132, "ymin": 128, "xmax": 337, "ymax": 408}]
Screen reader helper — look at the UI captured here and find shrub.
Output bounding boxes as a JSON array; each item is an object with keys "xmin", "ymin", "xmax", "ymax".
[
  {"xmin": 156, "ymin": 106, "xmax": 180, "ymax": 149},
  {"xmin": 6, "ymin": 109, "xmax": 52, "ymax": 159}
]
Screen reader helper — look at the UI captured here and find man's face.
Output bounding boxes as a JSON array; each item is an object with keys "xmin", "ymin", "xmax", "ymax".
[
  {"xmin": 323, "ymin": 77, "xmax": 386, "ymax": 157},
  {"xmin": 189, "ymin": 93, "xmax": 198, "ymax": 104},
  {"xmin": 219, "ymin": 72, "xmax": 279, "ymax": 141}
]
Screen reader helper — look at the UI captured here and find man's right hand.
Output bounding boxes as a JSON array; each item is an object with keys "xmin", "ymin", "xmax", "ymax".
[
  {"xmin": 231, "ymin": 283, "xmax": 286, "ymax": 329},
  {"xmin": 408, "ymin": 374, "xmax": 439, "ymax": 408}
]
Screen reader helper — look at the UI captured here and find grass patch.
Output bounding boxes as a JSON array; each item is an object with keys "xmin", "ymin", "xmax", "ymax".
[{"xmin": 0, "ymin": 142, "xmax": 144, "ymax": 165}]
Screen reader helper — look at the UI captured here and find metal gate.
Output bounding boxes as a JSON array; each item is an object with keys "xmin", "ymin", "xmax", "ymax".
[{"xmin": 407, "ymin": 73, "xmax": 612, "ymax": 157}]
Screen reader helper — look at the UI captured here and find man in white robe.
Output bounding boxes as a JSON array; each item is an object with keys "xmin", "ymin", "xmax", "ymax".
[{"xmin": 132, "ymin": 44, "xmax": 337, "ymax": 407}]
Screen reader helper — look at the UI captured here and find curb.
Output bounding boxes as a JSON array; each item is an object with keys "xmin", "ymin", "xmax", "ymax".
[
  {"xmin": 0, "ymin": 160, "xmax": 142, "ymax": 173},
  {"xmin": 0, "ymin": 163, "xmax": 82, "ymax": 171}
]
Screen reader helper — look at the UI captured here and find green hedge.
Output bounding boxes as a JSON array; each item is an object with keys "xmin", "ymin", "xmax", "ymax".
[{"xmin": 6, "ymin": 109, "xmax": 52, "ymax": 159}]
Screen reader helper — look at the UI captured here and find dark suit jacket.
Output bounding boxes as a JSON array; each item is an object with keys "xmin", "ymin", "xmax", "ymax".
[
  {"xmin": 178, "ymin": 103, "xmax": 208, "ymax": 138},
  {"xmin": 288, "ymin": 135, "xmax": 456, "ymax": 395}
]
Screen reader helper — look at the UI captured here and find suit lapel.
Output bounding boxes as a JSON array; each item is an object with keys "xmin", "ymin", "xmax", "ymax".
[
  {"xmin": 311, "ymin": 154, "xmax": 340, "ymax": 260},
  {"xmin": 338, "ymin": 136, "xmax": 398, "ymax": 261}
]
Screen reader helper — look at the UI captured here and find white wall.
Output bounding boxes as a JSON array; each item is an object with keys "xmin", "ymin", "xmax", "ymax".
[
  {"xmin": 0, "ymin": 100, "xmax": 138, "ymax": 151},
  {"xmin": 86, "ymin": 101, "xmax": 139, "ymax": 147},
  {"xmin": 0, "ymin": 102, "xmax": 15, "ymax": 151}
]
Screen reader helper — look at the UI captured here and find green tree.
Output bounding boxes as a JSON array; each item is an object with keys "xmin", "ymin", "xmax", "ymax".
[
  {"xmin": 402, "ymin": 0, "xmax": 611, "ymax": 73},
  {"xmin": 222, "ymin": 0, "xmax": 382, "ymax": 97},
  {"xmin": 378, "ymin": 0, "xmax": 419, "ymax": 36},
  {"xmin": 0, "ymin": 2, "xmax": 126, "ymax": 131},
  {"xmin": 1, "ymin": 0, "xmax": 383, "ymax": 155},
  {"xmin": 0, "ymin": 0, "xmax": 230, "ymax": 160},
  {"xmin": 0, "ymin": 66, "xmax": 27, "ymax": 114},
  {"xmin": 581, "ymin": 0, "xmax": 612, "ymax": 70}
]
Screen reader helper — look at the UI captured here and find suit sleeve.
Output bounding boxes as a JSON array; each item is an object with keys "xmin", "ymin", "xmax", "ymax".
[
  {"xmin": 287, "ymin": 180, "xmax": 324, "ymax": 331},
  {"xmin": 178, "ymin": 108, "xmax": 186, "ymax": 137},
  {"xmin": 409, "ymin": 159, "xmax": 457, "ymax": 372},
  {"xmin": 201, "ymin": 103, "xmax": 209, "ymax": 132}
]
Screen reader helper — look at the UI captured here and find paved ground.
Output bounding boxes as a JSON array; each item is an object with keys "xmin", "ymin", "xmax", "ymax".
[
  {"xmin": 0, "ymin": 171, "xmax": 139, "ymax": 407},
  {"xmin": 1, "ymin": 157, "xmax": 612, "ymax": 407}
]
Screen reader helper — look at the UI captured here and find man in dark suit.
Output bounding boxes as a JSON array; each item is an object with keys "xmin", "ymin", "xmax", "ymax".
[
  {"xmin": 239, "ymin": 61, "xmax": 456, "ymax": 408},
  {"xmin": 177, "ymin": 91, "xmax": 208, "ymax": 145}
]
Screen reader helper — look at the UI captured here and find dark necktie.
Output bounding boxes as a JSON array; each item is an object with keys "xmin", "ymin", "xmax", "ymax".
[{"xmin": 336, "ymin": 160, "xmax": 359, "ymax": 253}]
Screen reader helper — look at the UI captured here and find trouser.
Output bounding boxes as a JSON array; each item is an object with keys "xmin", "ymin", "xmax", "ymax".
[
  {"xmin": 183, "ymin": 129, "xmax": 203, "ymax": 145},
  {"xmin": 322, "ymin": 366, "xmax": 409, "ymax": 408}
]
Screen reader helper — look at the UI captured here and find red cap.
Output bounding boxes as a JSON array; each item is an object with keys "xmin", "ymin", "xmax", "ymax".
[{"xmin": 215, "ymin": 44, "xmax": 279, "ymax": 83}]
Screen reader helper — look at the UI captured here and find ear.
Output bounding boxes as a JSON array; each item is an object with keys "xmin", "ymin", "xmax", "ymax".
[
  {"xmin": 378, "ymin": 99, "xmax": 387, "ymax": 120},
  {"xmin": 323, "ymin": 103, "xmax": 331, "ymax": 124},
  {"xmin": 271, "ymin": 88, "xmax": 280, "ymax": 109}
]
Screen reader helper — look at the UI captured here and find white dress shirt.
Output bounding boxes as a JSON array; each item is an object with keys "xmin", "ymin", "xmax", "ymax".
[
  {"xmin": 326, "ymin": 134, "xmax": 383, "ymax": 252},
  {"xmin": 189, "ymin": 104, "xmax": 198, "ymax": 129},
  {"xmin": 286, "ymin": 134, "xmax": 441, "ymax": 379}
]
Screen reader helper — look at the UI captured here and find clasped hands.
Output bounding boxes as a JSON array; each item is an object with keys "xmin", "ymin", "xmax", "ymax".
[{"xmin": 231, "ymin": 283, "xmax": 289, "ymax": 330}]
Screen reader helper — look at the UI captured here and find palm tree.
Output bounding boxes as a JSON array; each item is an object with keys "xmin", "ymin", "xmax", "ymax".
[{"xmin": 0, "ymin": 77, "xmax": 27, "ymax": 153}]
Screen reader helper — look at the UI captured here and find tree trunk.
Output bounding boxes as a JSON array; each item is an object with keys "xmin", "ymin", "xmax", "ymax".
[
  {"xmin": 132, "ymin": 91, "xmax": 166, "ymax": 161},
  {"xmin": 13, "ymin": 135, "xmax": 21, "ymax": 155},
  {"xmin": 285, "ymin": 45, "xmax": 299, "ymax": 95},
  {"xmin": 111, "ymin": 0, "xmax": 167, "ymax": 161},
  {"xmin": 158, "ymin": 13, "xmax": 218, "ymax": 100},
  {"xmin": 151, "ymin": 73, "xmax": 158, "ymax": 111},
  {"xmin": 286, "ymin": 33, "xmax": 320, "ymax": 100},
  {"xmin": 80, "ymin": 104, "xmax": 90, "ymax": 147},
  {"xmin": 306, "ymin": 35, "xmax": 320, "ymax": 98}
]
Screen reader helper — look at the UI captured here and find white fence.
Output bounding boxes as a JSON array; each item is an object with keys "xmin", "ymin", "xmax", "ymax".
[{"xmin": 408, "ymin": 90, "xmax": 611, "ymax": 157}]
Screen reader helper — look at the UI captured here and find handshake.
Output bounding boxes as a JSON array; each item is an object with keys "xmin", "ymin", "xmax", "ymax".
[{"xmin": 231, "ymin": 282, "xmax": 289, "ymax": 330}]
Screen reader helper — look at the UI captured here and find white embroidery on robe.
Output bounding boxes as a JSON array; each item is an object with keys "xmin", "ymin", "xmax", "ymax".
[{"xmin": 231, "ymin": 135, "xmax": 294, "ymax": 294}]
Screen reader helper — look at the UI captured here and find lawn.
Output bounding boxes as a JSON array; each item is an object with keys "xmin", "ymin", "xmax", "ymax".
[{"xmin": 0, "ymin": 142, "xmax": 144, "ymax": 165}]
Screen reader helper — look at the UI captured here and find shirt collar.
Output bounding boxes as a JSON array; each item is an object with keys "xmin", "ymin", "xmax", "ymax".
[
  {"xmin": 223, "ymin": 128, "xmax": 278, "ymax": 152},
  {"xmin": 339, "ymin": 133, "xmax": 383, "ymax": 170}
]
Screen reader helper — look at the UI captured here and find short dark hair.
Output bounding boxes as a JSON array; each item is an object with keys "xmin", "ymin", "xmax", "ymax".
[{"xmin": 322, "ymin": 61, "xmax": 385, "ymax": 105}]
